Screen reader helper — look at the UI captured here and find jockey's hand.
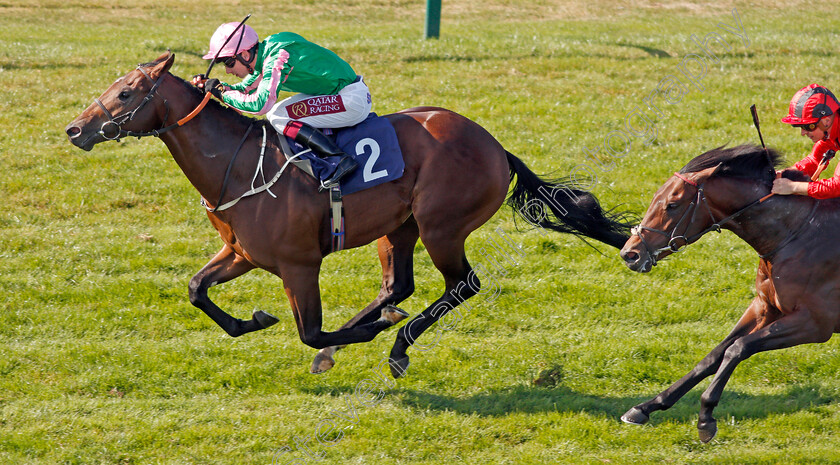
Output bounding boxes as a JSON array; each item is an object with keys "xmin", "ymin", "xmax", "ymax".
[
  {"xmin": 204, "ymin": 79, "xmax": 225, "ymax": 99},
  {"xmin": 191, "ymin": 74, "xmax": 207, "ymax": 88},
  {"xmin": 772, "ymin": 177, "xmax": 808, "ymax": 196}
]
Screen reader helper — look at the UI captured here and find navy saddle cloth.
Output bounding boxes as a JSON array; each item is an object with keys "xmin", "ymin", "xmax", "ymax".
[{"xmin": 281, "ymin": 113, "xmax": 404, "ymax": 195}]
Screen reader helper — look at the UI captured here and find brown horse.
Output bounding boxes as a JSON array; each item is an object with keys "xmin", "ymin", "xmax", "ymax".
[
  {"xmin": 619, "ymin": 144, "xmax": 840, "ymax": 442},
  {"xmin": 66, "ymin": 52, "xmax": 631, "ymax": 377}
]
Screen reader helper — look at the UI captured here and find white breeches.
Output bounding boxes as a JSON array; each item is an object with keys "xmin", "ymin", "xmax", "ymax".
[{"xmin": 266, "ymin": 76, "xmax": 372, "ymax": 130}]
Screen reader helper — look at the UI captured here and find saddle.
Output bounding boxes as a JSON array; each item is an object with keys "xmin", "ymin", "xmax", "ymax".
[
  {"xmin": 276, "ymin": 113, "xmax": 405, "ymax": 252},
  {"xmin": 276, "ymin": 113, "xmax": 404, "ymax": 195}
]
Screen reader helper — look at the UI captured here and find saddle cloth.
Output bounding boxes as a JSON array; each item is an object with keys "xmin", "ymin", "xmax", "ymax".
[{"xmin": 278, "ymin": 113, "xmax": 404, "ymax": 195}]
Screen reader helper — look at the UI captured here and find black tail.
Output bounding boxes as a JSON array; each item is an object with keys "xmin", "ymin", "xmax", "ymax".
[{"xmin": 505, "ymin": 151, "xmax": 633, "ymax": 249}]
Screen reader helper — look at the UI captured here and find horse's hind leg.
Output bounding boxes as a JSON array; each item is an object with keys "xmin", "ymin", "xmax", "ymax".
[
  {"xmin": 312, "ymin": 217, "xmax": 419, "ymax": 374},
  {"xmin": 189, "ymin": 244, "xmax": 279, "ymax": 337},
  {"xmin": 388, "ymin": 232, "xmax": 478, "ymax": 378}
]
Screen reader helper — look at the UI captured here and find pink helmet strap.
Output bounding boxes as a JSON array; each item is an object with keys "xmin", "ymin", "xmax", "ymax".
[{"xmin": 235, "ymin": 46, "xmax": 256, "ymax": 74}]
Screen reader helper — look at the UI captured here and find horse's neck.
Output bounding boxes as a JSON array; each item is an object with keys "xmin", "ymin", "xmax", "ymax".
[
  {"xmin": 158, "ymin": 92, "xmax": 264, "ymax": 204},
  {"xmin": 723, "ymin": 192, "xmax": 817, "ymax": 257}
]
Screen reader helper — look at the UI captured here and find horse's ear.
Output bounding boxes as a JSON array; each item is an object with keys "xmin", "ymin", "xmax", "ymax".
[{"xmin": 150, "ymin": 51, "xmax": 175, "ymax": 78}]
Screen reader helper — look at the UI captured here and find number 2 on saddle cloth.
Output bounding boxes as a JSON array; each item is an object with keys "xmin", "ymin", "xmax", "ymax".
[{"xmin": 277, "ymin": 113, "xmax": 405, "ymax": 251}]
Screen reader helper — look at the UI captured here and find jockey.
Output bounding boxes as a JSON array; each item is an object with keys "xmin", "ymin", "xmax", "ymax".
[
  {"xmin": 773, "ymin": 84, "xmax": 840, "ymax": 198},
  {"xmin": 193, "ymin": 22, "xmax": 371, "ymax": 188}
]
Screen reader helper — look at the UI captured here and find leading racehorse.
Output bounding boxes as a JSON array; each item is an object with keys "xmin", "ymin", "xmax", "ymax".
[
  {"xmin": 66, "ymin": 52, "xmax": 631, "ymax": 377},
  {"xmin": 620, "ymin": 144, "xmax": 840, "ymax": 442}
]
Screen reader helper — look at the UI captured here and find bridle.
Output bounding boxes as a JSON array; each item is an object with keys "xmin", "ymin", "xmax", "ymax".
[
  {"xmin": 631, "ymin": 170, "xmax": 787, "ymax": 266},
  {"xmin": 94, "ymin": 67, "xmax": 170, "ymax": 141},
  {"xmin": 93, "ymin": 65, "xmax": 211, "ymax": 141},
  {"xmin": 632, "ymin": 172, "xmax": 720, "ymax": 266},
  {"xmin": 90, "ymin": 61, "xmax": 259, "ymax": 214}
]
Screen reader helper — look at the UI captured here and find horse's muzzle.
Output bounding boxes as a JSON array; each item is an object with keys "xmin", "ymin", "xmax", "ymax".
[
  {"xmin": 620, "ymin": 239, "xmax": 654, "ymax": 273},
  {"xmin": 65, "ymin": 120, "xmax": 97, "ymax": 152}
]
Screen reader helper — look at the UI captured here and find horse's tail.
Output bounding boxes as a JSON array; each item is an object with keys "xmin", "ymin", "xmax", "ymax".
[{"xmin": 505, "ymin": 151, "xmax": 633, "ymax": 249}]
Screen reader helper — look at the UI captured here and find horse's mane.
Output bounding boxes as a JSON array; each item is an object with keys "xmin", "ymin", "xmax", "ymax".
[
  {"xmin": 140, "ymin": 55, "xmax": 266, "ymax": 131},
  {"xmin": 679, "ymin": 144, "xmax": 787, "ymax": 186}
]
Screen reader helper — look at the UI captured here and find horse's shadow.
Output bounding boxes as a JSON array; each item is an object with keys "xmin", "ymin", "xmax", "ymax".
[{"xmin": 396, "ymin": 383, "xmax": 835, "ymax": 423}]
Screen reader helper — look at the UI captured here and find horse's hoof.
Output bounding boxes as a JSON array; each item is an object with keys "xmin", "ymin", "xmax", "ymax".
[
  {"xmin": 379, "ymin": 305, "xmax": 410, "ymax": 326},
  {"xmin": 620, "ymin": 407, "xmax": 649, "ymax": 425},
  {"xmin": 310, "ymin": 350, "xmax": 336, "ymax": 374},
  {"xmin": 698, "ymin": 420, "xmax": 718, "ymax": 443},
  {"xmin": 389, "ymin": 356, "xmax": 410, "ymax": 378},
  {"xmin": 253, "ymin": 310, "xmax": 279, "ymax": 329}
]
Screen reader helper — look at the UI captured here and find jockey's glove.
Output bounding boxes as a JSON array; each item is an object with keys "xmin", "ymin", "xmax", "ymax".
[{"xmin": 205, "ymin": 79, "xmax": 225, "ymax": 99}]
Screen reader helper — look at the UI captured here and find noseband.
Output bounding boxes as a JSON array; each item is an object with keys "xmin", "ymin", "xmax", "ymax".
[{"xmin": 93, "ymin": 67, "xmax": 171, "ymax": 141}]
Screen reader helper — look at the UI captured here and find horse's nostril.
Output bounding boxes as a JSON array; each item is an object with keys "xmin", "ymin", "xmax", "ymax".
[
  {"xmin": 622, "ymin": 251, "xmax": 639, "ymax": 263},
  {"xmin": 66, "ymin": 126, "xmax": 82, "ymax": 138}
]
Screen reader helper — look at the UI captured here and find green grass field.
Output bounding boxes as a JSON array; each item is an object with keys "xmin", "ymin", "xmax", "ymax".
[{"xmin": 3, "ymin": 0, "xmax": 840, "ymax": 463}]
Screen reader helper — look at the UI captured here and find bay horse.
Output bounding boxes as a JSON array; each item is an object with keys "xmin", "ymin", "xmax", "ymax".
[
  {"xmin": 65, "ymin": 52, "xmax": 631, "ymax": 378},
  {"xmin": 620, "ymin": 144, "xmax": 840, "ymax": 442}
]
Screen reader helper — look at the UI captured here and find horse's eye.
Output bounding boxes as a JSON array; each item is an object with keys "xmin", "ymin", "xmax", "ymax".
[
  {"xmin": 118, "ymin": 90, "xmax": 131, "ymax": 101},
  {"xmin": 666, "ymin": 203, "xmax": 680, "ymax": 211}
]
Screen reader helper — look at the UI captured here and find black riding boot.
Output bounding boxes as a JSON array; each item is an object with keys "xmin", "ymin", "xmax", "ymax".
[{"xmin": 292, "ymin": 123, "xmax": 358, "ymax": 188}]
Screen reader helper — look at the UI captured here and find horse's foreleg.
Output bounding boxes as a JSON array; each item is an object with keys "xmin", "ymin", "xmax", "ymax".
[
  {"xmin": 311, "ymin": 218, "xmax": 419, "ymax": 374},
  {"xmin": 696, "ymin": 308, "xmax": 831, "ymax": 443},
  {"xmin": 189, "ymin": 244, "xmax": 278, "ymax": 337},
  {"xmin": 621, "ymin": 298, "xmax": 764, "ymax": 426}
]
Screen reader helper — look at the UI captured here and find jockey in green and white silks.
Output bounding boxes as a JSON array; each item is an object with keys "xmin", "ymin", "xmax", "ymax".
[{"xmin": 195, "ymin": 22, "xmax": 371, "ymax": 188}]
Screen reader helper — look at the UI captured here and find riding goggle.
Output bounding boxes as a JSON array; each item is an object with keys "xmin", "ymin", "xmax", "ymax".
[
  {"xmin": 793, "ymin": 122, "xmax": 820, "ymax": 131},
  {"xmin": 215, "ymin": 55, "xmax": 238, "ymax": 68}
]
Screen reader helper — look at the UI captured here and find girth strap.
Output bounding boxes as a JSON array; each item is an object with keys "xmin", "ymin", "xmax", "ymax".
[
  {"xmin": 330, "ymin": 185, "xmax": 345, "ymax": 252},
  {"xmin": 277, "ymin": 131, "xmax": 345, "ymax": 252}
]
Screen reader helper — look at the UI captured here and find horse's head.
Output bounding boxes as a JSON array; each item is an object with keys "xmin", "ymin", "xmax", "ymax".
[
  {"xmin": 620, "ymin": 168, "xmax": 718, "ymax": 272},
  {"xmin": 621, "ymin": 144, "xmax": 782, "ymax": 272},
  {"xmin": 66, "ymin": 52, "xmax": 175, "ymax": 151}
]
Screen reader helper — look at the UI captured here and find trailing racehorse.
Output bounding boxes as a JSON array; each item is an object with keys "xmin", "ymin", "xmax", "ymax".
[
  {"xmin": 620, "ymin": 144, "xmax": 840, "ymax": 442},
  {"xmin": 66, "ymin": 52, "xmax": 631, "ymax": 377}
]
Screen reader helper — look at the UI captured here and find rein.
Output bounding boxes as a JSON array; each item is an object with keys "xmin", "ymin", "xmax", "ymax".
[
  {"xmin": 201, "ymin": 124, "xmax": 302, "ymax": 212},
  {"xmin": 95, "ymin": 63, "xmax": 293, "ymax": 214},
  {"xmin": 632, "ymin": 171, "xmax": 790, "ymax": 266},
  {"xmin": 94, "ymin": 67, "xmax": 211, "ymax": 141}
]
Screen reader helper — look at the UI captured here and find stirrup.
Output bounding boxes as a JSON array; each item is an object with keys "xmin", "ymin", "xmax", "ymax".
[
  {"xmin": 318, "ymin": 157, "xmax": 357, "ymax": 191},
  {"xmin": 318, "ymin": 173, "xmax": 346, "ymax": 192},
  {"xmin": 319, "ymin": 173, "xmax": 350, "ymax": 191}
]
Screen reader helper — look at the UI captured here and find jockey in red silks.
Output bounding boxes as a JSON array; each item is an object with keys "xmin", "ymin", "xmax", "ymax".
[
  {"xmin": 193, "ymin": 21, "xmax": 371, "ymax": 188},
  {"xmin": 773, "ymin": 84, "xmax": 840, "ymax": 198}
]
